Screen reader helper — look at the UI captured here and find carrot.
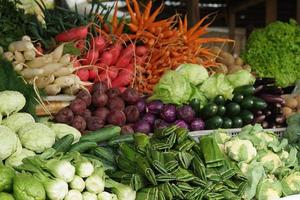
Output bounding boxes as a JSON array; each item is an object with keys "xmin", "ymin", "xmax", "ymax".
[
  {"xmin": 55, "ymin": 26, "xmax": 89, "ymax": 42},
  {"xmin": 77, "ymin": 69, "xmax": 89, "ymax": 81},
  {"xmin": 91, "ymin": 36, "xmax": 106, "ymax": 52},
  {"xmin": 100, "ymin": 51, "xmax": 113, "ymax": 66},
  {"xmin": 108, "ymin": 43, "xmax": 122, "ymax": 65},
  {"xmin": 111, "ymin": 64, "xmax": 134, "ymax": 88},
  {"xmin": 82, "ymin": 49, "xmax": 99, "ymax": 65}
]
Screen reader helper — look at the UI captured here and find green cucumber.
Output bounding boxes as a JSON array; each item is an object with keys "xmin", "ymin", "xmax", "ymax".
[
  {"xmin": 92, "ymin": 146, "xmax": 116, "ymax": 164},
  {"xmin": 201, "ymin": 103, "xmax": 218, "ymax": 118},
  {"xmin": 234, "ymin": 85, "xmax": 255, "ymax": 96},
  {"xmin": 226, "ymin": 102, "xmax": 240, "ymax": 116},
  {"xmin": 69, "ymin": 141, "xmax": 97, "ymax": 153},
  {"xmin": 190, "ymin": 99, "xmax": 201, "ymax": 116},
  {"xmin": 217, "ymin": 105, "xmax": 226, "ymax": 116},
  {"xmin": 205, "ymin": 116, "xmax": 223, "ymax": 130},
  {"xmin": 222, "ymin": 117, "xmax": 232, "ymax": 129},
  {"xmin": 232, "ymin": 117, "xmax": 243, "ymax": 128},
  {"xmin": 240, "ymin": 110, "xmax": 254, "ymax": 124},
  {"xmin": 52, "ymin": 134, "xmax": 74, "ymax": 152},
  {"xmin": 214, "ymin": 95, "xmax": 225, "ymax": 105},
  {"xmin": 241, "ymin": 97, "xmax": 254, "ymax": 109},
  {"xmin": 233, "ymin": 94, "xmax": 244, "ymax": 103},
  {"xmin": 252, "ymin": 98, "xmax": 267, "ymax": 110},
  {"xmin": 108, "ymin": 134, "xmax": 135, "ymax": 146},
  {"xmin": 80, "ymin": 126, "xmax": 121, "ymax": 143}
]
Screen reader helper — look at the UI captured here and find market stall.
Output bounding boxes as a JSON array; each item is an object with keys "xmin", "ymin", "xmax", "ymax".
[{"xmin": 1, "ymin": 0, "xmax": 300, "ymax": 200}]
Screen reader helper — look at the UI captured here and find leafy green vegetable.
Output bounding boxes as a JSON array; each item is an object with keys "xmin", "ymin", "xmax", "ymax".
[
  {"xmin": 63, "ymin": 42, "xmax": 81, "ymax": 56},
  {"xmin": 150, "ymin": 70, "xmax": 192, "ymax": 105},
  {"xmin": 5, "ymin": 148, "xmax": 35, "ymax": 167},
  {"xmin": 226, "ymin": 70, "xmax": 256, "ymax": 88},
  {"xmin": 0, "ymin": 163, "xmax": 15, "ymax": 192},
  {"xmin": 64, "ymin": 190, "xmax": 83, "ymax": 200},
  {"xmin": 243, "ymin": 19, "xmax": 300, "ymax": 87},
  {"xmin": 176, "ymin": 63, "xmax": 209, "ymax": 85}
]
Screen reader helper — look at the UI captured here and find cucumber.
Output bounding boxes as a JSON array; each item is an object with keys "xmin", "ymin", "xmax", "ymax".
[
  {"xmin": 108, "ymin": 134, "xmax": 135, "ymax": 146},
  {"xmin": 190, "ymin": 99, "xmax": 201, "ymax": 116},
  {"xmin": 80, "ymin": 126, "xmax": 121, "ymax": 143},
  {"xmin": 234, "ymin": 85, "xmax": 255, "ymax": 96},
  {"xmin": 233, "ymin": 94, "xmax": 244, "ymax": 103},
  {"xmin": 226, "ymin": 102, "xmax": 240, "ymax": 116},
  {"xmin": 214, "ymin": 95, "xmax": 225, "ymax": 105},
  {"xmin": 241, "ymin": 97, "xmax": 254, "ymax": 109},
  {"xmin": 92, "ymin": 147, "xmax": 116, "ymax": 164},
  {"xmin": 232, "ymin": 117, "xmax": 243, "ymax": 128},
  {"xmin": 222, "ymin": 117, "xmax": 232, "ymax": 128},
  {"xmin": 217, "ymin": 105, "xmax": 226, "ymax": 116},
  {"xmin": 69, "ymin": 141, "xmax": 97, "ymax": 153},
  {"xmin": 240, "ymin": 110, "xmax": 254, "ymax": 124},
  {"xmin": 52, "ymin": 134, "xmax": 74, "ymax": 152},
  {"xmin": 252, "ymin": 98, "xmax": 267, "ymax": 110},
  {"xmin": 205, "ymin": 116, "xmax": 223, "ymax": 130},
  {"xmin": 201, "ymin": 103, "xmax": 218, "ymax": 118}
]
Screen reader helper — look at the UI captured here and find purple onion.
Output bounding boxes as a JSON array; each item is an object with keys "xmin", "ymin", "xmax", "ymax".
[
  {"xmin": 190, "ymin": 118, "xmax": 205, "ymax": 131},
  {"xmin": 134, "ymin": 121, "xmax": 151, "ymax": 134},
  {"xmin": 142, "ymin": 113, "xmax": 156, "ymax": 126},
  {"xmin": 174, "ymin": 120, "xmax": 189, "ymax": 129},
  {"xmin": 154, "ymin": 119, "xmax": 169, "ymax": 130},
  {"xmin": 136, "ymin": 99, "xmax": 146, "ymax": 113},
  {"xmin": 147, "ymin": 100, "xmax": 164, "ymax": 115},
  {"xmin": 177, "ymin": 105, "xmax": 195, "ymax": 123},
  {"xmin": 161, "ymin": 104, "xmax": 176, "ymax": 122}
]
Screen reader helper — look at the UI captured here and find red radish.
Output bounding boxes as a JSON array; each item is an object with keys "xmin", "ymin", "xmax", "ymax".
[
  {"xmin": 136, "ymin": 56, "xmax": 147, "ymax": 65},
  {"xmin": 108, "ymin": 43, "xmax": 122, "ymax": 65},
  {"xmin": 122, "ymin": 44, "xmax": 135, "ymax": 58},
  {"xmin": 100, "ymin": 52, "xmax": 113, "ymax": 66},
  {"xmin": 91, "ymin": 36, "xmax": 106, "ymax": 52},
  {"xmin": 35, "ymin": 46, "xmax": 43, "ymax": 57},
  {"xmin": 76, "ymin": 40, "xmax": 86, "ymax": 53},
  {"xmin": 55, "ymin": 26, "xmax": 88, "ymax": 42},
  {"xmin": 98, "ymin": 68, "xmax": 119, "ymax": 81},
  {"xmin": 136, "ymin": 46, "xmax": 148, "ymax": 56},
  {"xmin": 73, "ymin": 59, "xmax": 81, "ymax": 68},
  {"xmin": 82, "ymin": 49, "xmax": 99, "ymax": 65},
  {"xmin": 89, "ymin": 69, "xmax": 98, "ymax": 81},
  {"xmin": 77, "ymin": 69, "xmax": 89, "ymax": 81},
  {"xmin": 111, "ymin": 64, "xmax": 134, "ymax": 88},
  {"xmin": 115, "ymin": 55, "xmax": 132, "ymax": 68},
  {"xmin": 119, "ymin": 87, "xmax": 127, "ymax": 92}
]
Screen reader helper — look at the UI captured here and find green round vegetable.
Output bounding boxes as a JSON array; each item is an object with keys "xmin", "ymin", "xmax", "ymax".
[
  {"xmin": 0, "ymin": 192, "xmax": 14, "ymax": 200},
  {"xmin": 0, "ymin": 125, "xmax": 20, "ymax": 161},
  {"xmin": 241, "ymin": 97, "xmax": 254, "ymax": 109},
  {"xmin": 233, "ymin": 94, "xmax": 244, "ymax": 103},
  {"xmin": 205, "ymin": 116, "xmax": 223, "ymax": 130},
  {"xmin": 5, "ymin": 148, "xmax": 35, "ymax": 167},
  {"xmin": 226, "ymin": 103, "xmax": 241, "ymax": 116},
  {"xmin": 222, "ymin": 117, "xmax": 232, "ymax": 129},
  {"xmin": 214, "ymin": 95, "xmax": 225, "ymax": 105},
  {"xmin": 13, "ymin": 173, "xmax": 46, "ymax": 200},
  {"xmin": 0, "ymin": 91, "xmax": 26, "ymax": 116},
  {"xmin": 232, "ymin": 117, "xmax": 243, "ymax": 128},
  {"xmin": 201, "ymin": 103, "xmax": 218, "ymax": 118},
  {"xmin": 0, "ymin": 165, "xmax": 15, "ymax": 192},
  {"xmin": 217, "ymin": 105, "xmax": 226, "ymax": 116},
  {"xmin": 240, "ymin": 110, "xmax": 254, "ymax": 124},
  {"xmin": 2, "ymin": 112, "xmax": 35, "ymax": 132}
]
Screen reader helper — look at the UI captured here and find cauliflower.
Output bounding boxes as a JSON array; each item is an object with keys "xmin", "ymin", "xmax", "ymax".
[
  {"xmin": 225, "ymin": 139, "xmax": 257, "ymax": 163},
  {"xmin": 258, "ymin": 150, "xmax": 282, "ymax": 173},
  {"xmin": 256, "ymin": 177, "xmax": 282, "ymax": 200},
  {"xmin": 281, "ymin": 172, "xmax": 300, "ymax": 196}
]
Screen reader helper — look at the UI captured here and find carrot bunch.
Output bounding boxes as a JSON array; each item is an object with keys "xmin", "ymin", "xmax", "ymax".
[{"xmin": 124, "ymin": 0, "xmax": 233, "ymax": 93}]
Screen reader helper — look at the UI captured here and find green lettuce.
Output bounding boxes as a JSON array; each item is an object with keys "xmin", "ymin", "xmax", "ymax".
[
  {"xmin": 176, "ymin": 63, "xmax": 209, "ymax": 85},
  {"xmin": 226, "ymin": 70, "xmax": 256, "ymax": 88}
]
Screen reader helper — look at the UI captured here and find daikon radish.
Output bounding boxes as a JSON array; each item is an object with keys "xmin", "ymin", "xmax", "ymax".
[
  {"xmin": 8, "ymin": 41, "xmax": 34, "ymax": 52},
  {"xmin": 20, "ymin": 68, "xmax": 44, "ymax": 79},
  {"xmin": 63, "ymin": 84, "xmax": 81, "ymax": 95},
  {"xmin": 41, "ymin": 63, "xmax": 65, "ymax": 76},
  {"xmin": 14, "ymin": 51, "xmax": 25, "ymax": 63},
  {"xmin": 13, "ymin": 63, "xmax": 23, "ymax": 72},
  {"xmin": 53, "ymin": 65, "xmax": 74, "ymax": 77},
  {"xmin": 26, "ymin": 54, "xmax": 53, "ymax": 68},
  {"xmin": 23, "ymin": 50, "xmax": 36, "ymax": 61},
  {"xmin": 59, "ymin": 54, "xmax": 71, "ymax": 65},
  {"xmin": 3, "ymin": 52, "xmax": 14, "ymax": 61},
  {"xmin": 51, "ymin": 44, "xmax": 64, "ymax": 62},
  {"xmin": 22, "ymin": 35, "xmax": 31, "ymax": 42},
  {"xmin": 45, "ymin": 84, "xmax": 61, "ymax": 95},
  {"xmin": 54, "ymin": 75, "xmax": 76, "ymax": 88},
  {"xmin": 36, "ymin": 75, "xmax": 55, "ymax": 89}
]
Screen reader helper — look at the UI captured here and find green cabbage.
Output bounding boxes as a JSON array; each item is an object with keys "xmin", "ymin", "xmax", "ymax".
[
  {"xmin": 149, "ymin": 71, "xmax": 192, "ymax": 105},
  {"xmin": 281, "ymin": 171, "xmax": 300, "ymax": 196},
  {"xmin": 176, "ymin": 63, "xmax": 209, "ymax": 85},
  {"xmin": 199, "ymin": 73, "xmax": 234, "ymax": 100},
  {"xmin": 18, "ymin": 123, "xmax": 55, "ymax": 153},
  {"xmin": 5, "ymin": 148, "xmax": 35, "ymax": 167},
  {"xmin": 256, "ymin": 177, "xmax": 282, "ymax": 200},
  {"xmin": 0, "ymin": 91, "xmax": 26, "ymax": 117},
  {"xmin": 226, "ymin": 70, "xmax": 256, "ymax": 88},
  {"xmin": 0, "ymin": 125, "xmax": 20, "ymax": 160},
  {"xmin": 50, "ymin": 123, "xmax": 81, "ymax": 143},
  {"xmin": 2, "ymin": 112, "xmax": 35, "ymax": 132}
]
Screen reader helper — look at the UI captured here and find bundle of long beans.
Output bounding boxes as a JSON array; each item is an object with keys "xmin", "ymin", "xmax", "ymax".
[{"xmin": 109, "ymin": 126, "xmax": 248, "ymax": 200}]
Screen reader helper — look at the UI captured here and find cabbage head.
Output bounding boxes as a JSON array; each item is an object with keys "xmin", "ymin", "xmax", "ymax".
[
  {"xmin": 258, "ymin": 150, "xmax": 282, "ymax": 173},
  {"xmin": 225, "ymin": 138, "xmax": 257, "ymax": 163},
  {"xmin": 199, "ymin": 73, "xmax": 234, "ymax": 100},
  {"xmin": 50, "ymin": 123, "xmax": 81, "ymax": 143},
  {"xmin": 281, "ymin": 171, "xmax": 300, "ymax": 196},
  {"xmin": 18, "ymin": 123, "xmax": 55, "ymax": 153},
  {"xmin": 256, "ymin": 177, "xmax": 282, "ymax": 200},
  {"xmin": 13, "ymin": 173, "xmax": 46, "ymax": 200},
  {"xmin": 0, "ymin": 125, "xmax": 20, "ymax": 160},
  {"xmin": 226, "ymin": 69, "xmax": 256, "ymax": 88},
  {"xmin": 0, "ymin": 91, "xmax": 26, "ymax": 116},
  {"xmin": 176, "ymin": 63, "xmax": 209, "ymax": 85},
  {"xmin": 149, "ymin": 70, "xmax": 192, "ymax": 105},
  {"xmin": 5, "ymin": 148, "xmax": 35, "ymax": 167},
  {"xmin": 0, "ymin": 164, "xmax": 15, "ymax": 192},
  {"xmin": 2, "ymin": 112, "xmax": 35, "ymax": 132},
  {"xmin": 0, "ymin": 192, "xmax": 14, "ymax": 200}
]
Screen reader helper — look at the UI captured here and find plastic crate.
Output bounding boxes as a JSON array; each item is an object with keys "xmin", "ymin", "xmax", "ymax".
[{"xmin": 189, "ymin": 127, "xmax": 286, "ymax": 141}]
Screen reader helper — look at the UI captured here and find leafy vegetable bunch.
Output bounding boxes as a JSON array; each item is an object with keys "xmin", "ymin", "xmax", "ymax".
[
  {"xmin": 214, "ymin": 124, "xmax": 300, "ymax": 200},
  {"xmin": 243, "ymin": 19, "xmax": 300, "ymax": 87}
]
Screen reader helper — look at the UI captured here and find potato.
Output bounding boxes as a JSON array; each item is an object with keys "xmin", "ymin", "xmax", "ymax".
[
  {"xmin": 286, "ymin": 97, "xmax": 298, "ymax": 109},
  {"xmin": 235, "ymin": 57, "xmax": 244, "ymax": 65},
  {"xmin": 214, "ymin": 63, "xmax": 228, "ymax": 74},
  {"xmin": 219, "ymin": 51, "xmax": 235, "ymax": 66},
  {"xmin": 228, "ymin": 64, "xmax": 243, "ymax": 74},
  {"xmin": 282, "ymin": 107, "xmax": 293, "ymax": 118}
]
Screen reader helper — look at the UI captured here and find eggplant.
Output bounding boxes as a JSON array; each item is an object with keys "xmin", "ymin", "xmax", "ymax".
[
  {"xmin": 275, "ymin": 103, "xmax": 283, "ymax": 108},
  {"xmin": 262, "ymin": 109, "xmax": 272, "ymax": 117},
  {"xmin": 260, "ymin": 86, "xmax": 283, "ymax": 95},
  {"xmin": 254, "ymin": 85, "xmax": 264, "ymax": 94},
  {"xmin": 258, "ymin": 94, "xmax": 285, "ymax": 104},
  {"xmin": 275, "ymin": 115, "xmax": 285, "ymax": 124},
  {"xmin": 253, "ymin": 114, "xmax": 266, "ymax": 124},
  {"xmin": 255, "ymin": 110, "xmax": 263, "ymax": 116},
  {"xmin": 262, "ymin": 121, "xmax": 269, "ymax": 129},
  {"xmin": 255, "ymin": 78, "xmax": 276, "ymax": 86}
]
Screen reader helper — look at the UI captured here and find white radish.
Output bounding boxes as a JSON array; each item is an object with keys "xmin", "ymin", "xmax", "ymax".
[
  {"xmin": 23, "ymin": 50, "xmax": 36, "ymax": 61},
  {"xmin": 45, "ymin": 84, "xmax": 61, "ymax": 95},
  {"xmin": 26, "ymin": 54, "xmax": 53, "ymax": 68},
  {"xmin": 36, "ymin": 75, "xmax": 55, "ymax": 89},
  {"xmin": 14, "ymin": 51, "xmax": 25, "ymax": 63},
  {"xmin": 59, "ymin": 54, "xmax": 71, "ymax": 65},
  {"xmin": 13, "ymin": 63, "xmax": 24, "ymax": 72},
  {"xmin": 22, "ymin": 35, "xmax": 31, "ymax": 42},
  {"xmin": 63, "ymin": 84, "xmax": 81, "ymax": 95},
  {"xmin": 53, "ymin": 65, "xmax": 74, "ymax": 77},
  {"xmin": 54, "ymin": 75, "xmax": 76, "ymax": 88},
  {"xmin": 51, "ymin": 44, "xmax": 64, "ymax": 62},
  {"xmin": 20, "ymin": 68, "xmax": 44, "ymax": 79},
  {"xmin": 3, "ymin": 52, "xmax": 14, "ymax": 61},
  {"xmin": 41, "ymin": 63, "xmax": 65, "ymax": 76},
  {"xmin": 8, "ymin": 41, "xmax": 34, "ymax": 52}
]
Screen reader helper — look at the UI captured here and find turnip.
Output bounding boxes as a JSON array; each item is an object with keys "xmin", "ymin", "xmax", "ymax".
[{"xmin": 70, "ymin": 99, "xmax": 87, "ymax": 115}]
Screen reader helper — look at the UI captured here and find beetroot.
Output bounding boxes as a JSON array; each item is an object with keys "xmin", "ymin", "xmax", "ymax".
[
  {"xmin": 92, "ymin": 81, "xmax": 108, "ymax": 93},
  {"xmin": 72, "ymin": 115, "xmax": 86, "ymax": 132},
  {"xmin": 107, "ymin": 110, "xmax": 126, "ymax": 126},
  {"xmin": 70, "ymin": 99, "xmax": 87, "ymax": 115},
  {"xmin": 80, "ymin": 109, "xmax": 92, "ymax": 120},
  {"xmin": 93, "ymin": 107, "xmax": 110, "ymax": 121},
  {"xmin": 87, "ymin": 116, "xmax": 104, "ymax": 131},
  {"xmin": 54, "ymin": 107, "xmax": 74, "ymax": 124},
  {"xmin": 121, "ymin": 88, "xmax": 140, "ymax": 104},
  {"xmin": 121, "ymin": 125, "xmax": 134, "ymax": 134},
  {"xmin": 106, "ymin": 88, "xmax": 121, "ymax": 98},
  {"xmin": 124, "ymin": 105, "xmax": 140, "ymax": 123},
  {"xmin": 92, "ymin": 91, "xmax": 108, "ymax": 107},
  {"xmin": 108, "ymin": 97, "xmax": 125, "ymax": 111},
  {"xmin": 76, "ymin": 90, "xmax": 91, "ymax": 106}
]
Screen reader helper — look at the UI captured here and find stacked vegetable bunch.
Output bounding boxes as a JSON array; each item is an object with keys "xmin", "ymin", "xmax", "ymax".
[
  {"xmin": 54, "ymin": 82, "xmax": 145, "ymax": 133},
  {"xmin": 214, "ymin": 124, "xmax": 300, "ymax": 199},
  {"xmin": 254, "ymin": 78, "xmax": 286, "ymax": 128},
  {"xmin": 0, "ymin": 151, "xmax": 136, "ymax": 200},
  {"xmin": 110, "ymin": 126, "xmax": 248, "ymax": 199}
]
